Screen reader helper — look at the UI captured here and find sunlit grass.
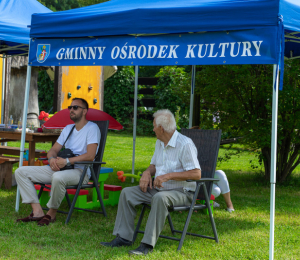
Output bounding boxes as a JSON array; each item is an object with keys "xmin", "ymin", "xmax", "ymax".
[{"xmin": 0, "ymin": 132, "xmax": 299, "ymax": 259}]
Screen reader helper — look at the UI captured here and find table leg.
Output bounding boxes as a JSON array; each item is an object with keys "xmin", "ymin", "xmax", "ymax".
[{"xmin": 29, "ymin": 141, "xmax": 36, "ymax": 166}]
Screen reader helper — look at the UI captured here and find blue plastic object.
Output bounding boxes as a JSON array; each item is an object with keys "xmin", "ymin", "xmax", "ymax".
[{"xmin": 23, "ymin": 150, "xmax": 29, "ymax": 161}]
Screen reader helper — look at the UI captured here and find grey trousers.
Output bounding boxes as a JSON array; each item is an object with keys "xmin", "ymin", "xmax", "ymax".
[
  {"xmin": 113, "ymin": 185, "xmax": 193, "ymax": 247},
  {"xmin": 15, "ymin": 165, "xmax": 89, "ymax": 209}
]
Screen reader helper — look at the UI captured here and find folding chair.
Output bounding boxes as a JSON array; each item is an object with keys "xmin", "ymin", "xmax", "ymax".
[
  {"xmin": 133, "ymin": 129, "xmax": 222, "ymax": 251},
  {"xmin": 35, "ymin": 120, "xmax": 109, "ymax": 224}
]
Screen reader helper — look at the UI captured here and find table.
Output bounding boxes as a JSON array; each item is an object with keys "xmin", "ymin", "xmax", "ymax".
[{"xmin": 0, "ymin": 130, "xmax": 59, "ymax": 166}]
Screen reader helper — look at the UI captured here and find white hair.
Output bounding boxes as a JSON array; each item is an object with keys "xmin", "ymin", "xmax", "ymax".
[{"xmin": 153, "ymin": 109, "xmax": 176, "ymax": 133}]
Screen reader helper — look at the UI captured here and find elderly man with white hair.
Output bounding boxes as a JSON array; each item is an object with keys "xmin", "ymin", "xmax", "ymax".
[{"xmin": 101, "ymin": 109, "xmax": 201, "ymax": 255}]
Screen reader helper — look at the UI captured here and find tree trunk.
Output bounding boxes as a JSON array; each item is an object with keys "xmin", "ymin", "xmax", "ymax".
[
  {"xmin": 262, "ymin": 147, "xmax": 271, "ymax": 181},
  {"xmin": 192, "ymin": 94, "xmax": 200, "ymax": 127},
  {"xmin": 262, "ymin": 138, "xmax": 300, "ymax": 183}
]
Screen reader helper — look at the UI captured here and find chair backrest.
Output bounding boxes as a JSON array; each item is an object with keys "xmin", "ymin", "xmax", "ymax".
[
  {"xmin": 181, "ymin": 129, "xmax": 222, "ymax": 199},
  {"xmin": 90, "ymin": 120, "xmax": 109, "ymax": 179}
]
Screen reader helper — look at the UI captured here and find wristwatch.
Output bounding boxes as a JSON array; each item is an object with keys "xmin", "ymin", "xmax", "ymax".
[{"xmin": 66, "ymin": 158, "xmax": 72, "ymax": 166}]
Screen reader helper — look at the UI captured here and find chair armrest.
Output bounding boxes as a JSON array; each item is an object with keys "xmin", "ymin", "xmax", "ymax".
[
  {"xmin": 186, "ymin": 178, "xmax": 219, "ymax": 182},
  {"xmin": 74, "ymin": 161, "xmax": 106, "ymax": 165}
]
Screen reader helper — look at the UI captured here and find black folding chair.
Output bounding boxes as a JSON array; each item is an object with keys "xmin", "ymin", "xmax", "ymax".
[
  {"xmin": 133, "ymin": 129, "xmax": 222, "ymax": 251},
  {"xmin": 36, "ymin": 120, "xmax": 109, "ymax": 224}
]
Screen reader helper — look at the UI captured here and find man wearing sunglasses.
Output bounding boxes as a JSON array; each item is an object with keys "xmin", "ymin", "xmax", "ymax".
[{"xmin": 15, "ymin": 98, "xmax": 101, "ymax": 226}]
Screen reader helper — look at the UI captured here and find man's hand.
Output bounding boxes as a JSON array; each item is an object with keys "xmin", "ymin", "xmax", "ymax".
[
  {"xmin": 139, "ymin": 170, "xmax": 152, "ymax": 193},
  {"xmin": 49, "ymin": 158, "xmax": 60, "ymax": 171},
  {"xmin": 56, "ymin": 157, "xmax": 68, "ymax": 169},
  {"xmin": 153, "ymin": 174, "xmax": 170, "ymax": 189}
]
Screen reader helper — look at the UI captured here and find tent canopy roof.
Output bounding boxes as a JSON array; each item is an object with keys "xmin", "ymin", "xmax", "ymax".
[
  {"xmin": 31, "ymin": 0, "xmax": 283, "ymax": 39},
  {"xmin": 0, "ymin": 0, "xmax": 50, "ymax": 55},
  {"xmin": 29, "ymin": 0, "xmax": 300, "ymax": 59}
]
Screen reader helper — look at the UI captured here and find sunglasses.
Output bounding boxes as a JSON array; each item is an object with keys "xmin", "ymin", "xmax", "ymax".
[{"xmin": 68, "ymin": 105, "xmax": 86, "ymax": 110}]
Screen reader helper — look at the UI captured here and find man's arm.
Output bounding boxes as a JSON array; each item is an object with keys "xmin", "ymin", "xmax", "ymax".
[
  {"xmin": 153, "ymin": 169, "xmax": 201, "ymax": 189},
  {"xmin": 47, "ymin": 142, "xmax": 63, "ymax": 171},
  {"xmin": 139, "ymin": 164, "xmax": 156, "ymax": 192},
  {"xmin": 55, "ymin": 143, "xmax": 98, "ymax": 169}
]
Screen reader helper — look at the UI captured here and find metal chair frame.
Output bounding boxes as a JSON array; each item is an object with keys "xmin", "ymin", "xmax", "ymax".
[
  {"xmin": 36, "ymin": 120, "xmax": 109, "ymax": 224},
  {"xmin": 133, "ymin": 129, "xmax": 222, "ymax": 251}
]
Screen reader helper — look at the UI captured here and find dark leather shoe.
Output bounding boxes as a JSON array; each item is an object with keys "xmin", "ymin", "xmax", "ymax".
[
  {"xmin": 128, "ymin": 243, "xmax": 153, "ymax": 255},
  {"xmin": 37, "ymin": 215, "xmax": 56, "ymax": 226},
  {"xmin": 16, "ymin": 213, "xmax": 44, "ymax": 223},
  {"xmin": 100, "ymin": 235, "xmax": 132, "ymax": 247}
]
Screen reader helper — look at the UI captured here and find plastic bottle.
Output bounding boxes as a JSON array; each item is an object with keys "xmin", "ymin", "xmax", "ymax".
[
  {"xmin": 9, "ymin": 115, "xmax": 13, "ymax": 125},
  {"xmin": 18, "ymin": 117, "xmax": 22, "ymax": 129}
]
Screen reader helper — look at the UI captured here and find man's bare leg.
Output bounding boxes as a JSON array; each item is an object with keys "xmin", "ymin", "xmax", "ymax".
[
  {"xmin": 31, "ymin": 204, "xmax": 57, "ymax": 219},
  {"xmin": 46, "ymin": 209, "xmax": 57, "ymax": 219},
  {"xmin": 31, "ymin": 203, "xmax": 45, "ymax": 217}
]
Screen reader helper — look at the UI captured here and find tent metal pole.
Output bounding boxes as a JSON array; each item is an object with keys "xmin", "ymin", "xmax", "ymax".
[
  {"xmin": 189, "ymin": 65, "xmax": 196, "ymax": 128},
  {"xmin": 131, "ymin": 65, "xmax": 138, "ymax": 182},
  {"xmin": 269, "ymin": 64, "xmax": 279, "ymax": 260},
  {"xmin": 15, "ymin": 40, "xmax": 32, "ymax": 212},
  {"xmin": 1, "ymin": 55, "xmax": 6, "ymax": 124}
]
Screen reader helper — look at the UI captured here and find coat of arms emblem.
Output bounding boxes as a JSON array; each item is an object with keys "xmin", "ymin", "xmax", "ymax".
[{"xmin": 36, "ymin": 44, "xmax": 50, "ymax": 63}]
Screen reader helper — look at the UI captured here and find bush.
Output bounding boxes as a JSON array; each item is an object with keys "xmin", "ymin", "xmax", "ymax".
[
  {"xmin": 155, "ymin": 66, "xmax": 190, "ymax": 130},
  {"xmin": 104, "ymin": 66, "xmax": 135, "ymax": 124},
  {"xmin": 104, "ymin": 66, "xmax": 191, "ymax": 135},
  {"xmin": 38, "ymin": 70, "xmax": 54, "ymax": 112}
]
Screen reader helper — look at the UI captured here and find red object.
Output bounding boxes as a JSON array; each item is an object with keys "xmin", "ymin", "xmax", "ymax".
[
  {"xmin": 43, "ymin": 108, "xmax": 123, "ymax": 130},
  {"xmin": 34, "ymin": 184, "xmax": 88, "ymax": 195},
  {"xmin": 34, "ymin": 184, "xmax": 51, "ymax": 192},
  {"xmin": 117, "ymin": 171, "xmax": 126, "ymax": 182},
  {"xmin": 117, "ymin": 171, "xmax": 124, "ymax": 176},
  {"xmin": 40, "ymin": 152, "xmax": 48, "ymax": 165},
  {"xmin": 104, "ymin": 184, "xmax": 122, "ymax": 191},
  {"xmin": 66, "ymin": 189, "xmax": 89, "ymax": 195},
  {"xmin": 39, "ymin": 111, "xmax": 49, "ymax": 120}
]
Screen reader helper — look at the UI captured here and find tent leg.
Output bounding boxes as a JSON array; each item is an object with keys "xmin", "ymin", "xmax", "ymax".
[
  {"xmin": 15, "ymin": 64, "xmax": 32, "ymax": 212},
  {"xmin": 1, "ymin": 55, "xmax": 6, "ymax": 124},
  {"xmin": 188, "ymin": 65, "xmax": 196, "ymax": 128},
  {"xmin": 269, "ymin": 64, "xmax": 279, "ymax": 260},
  {"xmin": 131, "ymin": 65, "xmax": 138, "ymax": 183}
]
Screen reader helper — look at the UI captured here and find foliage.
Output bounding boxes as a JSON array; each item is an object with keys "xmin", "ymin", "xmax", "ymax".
[
  {"xmin": 104, "ymin": 66, "xmax": 193, "ymax": 135},
  {"xmin": 38, "ymin": 0, "xmax": 109, "ymax": 11},
  {"xmin": 38, "ymin": 0, "xmax": 81, "ymax": 11},
  {"xmin": 37, "ymin": 71, "xmax": 54, "ymax": 113},
  {"xmin": 77, "ymin": 0, "xmax": 108, "ymax": 6},
  {"xmin": 155, "ymin": 66, "xmax": 190, "ymax": 129},
  {"xmin": 197, "ymin": 60, "xmax": 300, "ymax": 182},
  {"xmin": 104, "ymin": 66, "xmax": 135, "ymax": 126},
  {"xmin": 138, "ymin": 66, "xmax": 164, "ymax": 77}
]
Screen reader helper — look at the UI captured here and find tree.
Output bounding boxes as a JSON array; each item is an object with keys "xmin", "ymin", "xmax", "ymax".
[
  {"xmin": 197, "ymin": 60, "xmax": 300, "ymax": 183},
  {"xmin": 103, "ymin": 66, "xmax": 135, "ymax": 125},
  {"xmin": 38, "ymin": 71, "xmax": 54, "ymax": 112},
  {"xmin": 38, "ymin": 0, "xmax": 81, "ymax": 11},
  {"xmin": 77, "ymin": 0, "xmax": 108, "ymax": 6},
  {"xmin": 155, "ymin": 66, "xmax": 190, "ymax": 129}
]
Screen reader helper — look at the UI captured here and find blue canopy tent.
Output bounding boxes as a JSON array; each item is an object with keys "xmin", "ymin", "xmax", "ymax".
[
  {"xmin": 0, "ymin": 0, "xmax": 50, "ymax": 124},
  {"xmin": 16, "ymin": 0, "xmax": 300, "ymax": 258},
  {"xmin": 0, "ymin": 0, "xmax": 50, "ymax": 55}
]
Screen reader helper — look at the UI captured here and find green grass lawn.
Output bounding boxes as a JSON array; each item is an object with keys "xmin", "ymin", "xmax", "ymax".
[{"xmin": 0, "ymin": 132, "xmax": 299, "ymax": 259}]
